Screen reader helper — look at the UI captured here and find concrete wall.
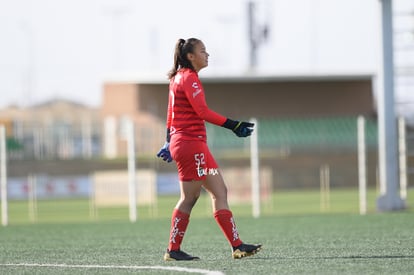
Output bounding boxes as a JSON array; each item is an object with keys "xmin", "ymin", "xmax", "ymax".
[
  {"xmin": 102, "ymin": 77, "xmax": 375, "ymax": 157},
  {"xmin": 135, "ymin": 79, "xmax": 375, "ymax": 121}
]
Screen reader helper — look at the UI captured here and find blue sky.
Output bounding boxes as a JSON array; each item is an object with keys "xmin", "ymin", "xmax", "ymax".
[{"xmin": 0, "ymin": 0, "xmax": 413, "ymax": 116}]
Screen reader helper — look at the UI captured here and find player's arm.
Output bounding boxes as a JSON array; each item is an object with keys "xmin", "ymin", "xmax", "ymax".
[
  {"xmin": 157, "ymin": 88, "xmax": 173, "ymax": 162},
  {"xmin": 184, "ymin": 75, "xmax": 254, "ymax": 137},
  {"xmin": 166, "ymin": 89, "xmax": 173, "ymax": 142},
  {"xmin": 184, "ymin": 76, "xmax": 226, "ymax": 126}
]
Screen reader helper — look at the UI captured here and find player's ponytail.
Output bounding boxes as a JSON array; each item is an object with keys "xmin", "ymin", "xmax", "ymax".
[
  {"xmin": 167, "ymin": 38, "xmax": 199, "ymax": 79},
  {"xmin": 168, "ymin": 39, "xmax": 185, "ymax": 79}
]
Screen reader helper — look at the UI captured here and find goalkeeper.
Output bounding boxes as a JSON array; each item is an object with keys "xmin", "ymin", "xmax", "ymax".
[{"xmin": 157, "ymin": 38, "xmax": 261, "ymax": 261}]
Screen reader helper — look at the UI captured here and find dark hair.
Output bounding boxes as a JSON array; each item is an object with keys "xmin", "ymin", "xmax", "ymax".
[{"xmin": 167, "ymin": 38, "xmax": 201, "ymax": 79}]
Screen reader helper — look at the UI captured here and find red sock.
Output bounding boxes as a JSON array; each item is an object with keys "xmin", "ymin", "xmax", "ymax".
[
  {"xmin": 167, "ymin": 209, "xmax": 190, "ymax": 251},
  {"xmin": 214, "ymin": 209, "xmax": 243, "ymax": 247}
]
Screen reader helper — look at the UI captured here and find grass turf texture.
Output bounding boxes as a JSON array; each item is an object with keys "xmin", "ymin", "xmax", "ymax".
[
  {"xmin": 1, "ymin": 189, "xmax": 414, "ymax": 274},
  {"xmin": 0, "ymin": 213, "xmax": 413, "ymax": 274}
]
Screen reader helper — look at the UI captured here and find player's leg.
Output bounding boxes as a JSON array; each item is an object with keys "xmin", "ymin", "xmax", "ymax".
[
  {"xmin": 164, "ymin": 139, "xmax": 203, "ymax": 261},
  {"xmin": 202, "ymin": 171, "xmax": 229, "ymax": 212},
  {"xmin": 203, "ymin": 172, "xmax": 242, "ymax": 245},
  {"xmin": 175, "ymin": 180, "xmax": 202, "ymax": 214},
  {"xmin": 164, "ymin": 180, "xmax": 202, "ymax": 261},
  {"xmin": 202, "ymin": 167, "xmax": 262, "ymax": 259}
]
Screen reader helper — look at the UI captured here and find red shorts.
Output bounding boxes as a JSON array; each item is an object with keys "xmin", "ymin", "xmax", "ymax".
[{"xmin": 169, "ymin": 137, "xmax": 219, "ymax": 181}]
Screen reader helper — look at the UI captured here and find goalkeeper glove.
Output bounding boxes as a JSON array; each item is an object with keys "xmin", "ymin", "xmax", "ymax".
[
  {"xmin": 157, "ymin": 128, "xmax": 172, "ymax": 162},
  {"xmin": 157, "ymin": 142, "xmax": 172, "ymax": 162},
  {"xmin": 222, "ymin": 118, "xmax": 254, "ymax": 137}
]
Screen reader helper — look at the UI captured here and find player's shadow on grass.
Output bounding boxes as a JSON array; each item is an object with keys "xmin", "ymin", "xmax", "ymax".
[
  {"xmin": 236, "ymin": 255, "xmax": 414, "ymax": 261},
  {"xmin": 198, "ymin": 255, "xmax": 414, "ymax": 261},
  {"xmin": 272, "ymin": 255, "xmax": 414, "ymax": 260},
  {"xmin": 327, "ymin": 255, "xmax": 414, "ymax": 259}
]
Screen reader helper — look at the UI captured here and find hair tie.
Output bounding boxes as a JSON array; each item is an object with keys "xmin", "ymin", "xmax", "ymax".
[{"xmin": 178, "ymin": 39, "xmax": 185, "ymax": 49}]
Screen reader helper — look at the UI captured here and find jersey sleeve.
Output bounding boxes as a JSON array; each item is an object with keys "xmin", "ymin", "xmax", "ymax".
[
  {"xmin": 183, "ymin": 73, "xmax": 227, "ymax": 126},
  {"xmin": 166, "ymin": 86, "xmax": 173, "ymax": 129}
]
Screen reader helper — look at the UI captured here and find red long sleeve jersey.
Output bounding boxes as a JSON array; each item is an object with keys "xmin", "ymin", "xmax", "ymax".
[{"xmin": 166, "ymin": 68, "xmax": 227, "ymax": 141}]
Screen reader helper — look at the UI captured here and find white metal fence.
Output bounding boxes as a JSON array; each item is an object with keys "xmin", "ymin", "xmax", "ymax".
[{"xmin": 0, "ymin": 116, "xmax": 413, "ymax": 225}]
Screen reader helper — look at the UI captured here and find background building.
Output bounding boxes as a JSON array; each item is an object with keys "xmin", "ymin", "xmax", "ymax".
[
  {"xmin": 0, "ymin": 99, "xmax": 101, "ymax": 160},
  {"xmin": 101, "ymin": 73, "xmax": 383, "ymax": 189},
  {"xmin": 102, "ymin": 73, "xmax": 376, "ymax": 158}
]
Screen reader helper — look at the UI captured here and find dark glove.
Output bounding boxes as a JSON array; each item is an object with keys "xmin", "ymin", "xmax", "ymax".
[
  {"xmin": 156, "ymin": 142, "xmax": 172, "ymax": 162},
  {"xmin": 222, "ymin": 118, "xmax": 254, "ymax": 137}
]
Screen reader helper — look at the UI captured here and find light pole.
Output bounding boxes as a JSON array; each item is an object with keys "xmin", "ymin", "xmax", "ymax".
[{"xmin": 376, "ymin": 0, "xmax": 406, "ymax": 211}]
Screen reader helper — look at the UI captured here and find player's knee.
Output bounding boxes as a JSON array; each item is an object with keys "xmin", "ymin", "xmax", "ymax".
[
  {"xmin": 209, "ymin": 189, "xmax": 227, "ymax": 203},
  {"xmin": 182, "ymin": 194, "xmax": 200, "ymax": 209}
]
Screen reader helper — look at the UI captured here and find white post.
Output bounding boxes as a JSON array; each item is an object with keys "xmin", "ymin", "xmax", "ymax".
[
  {"xmin": 376, "ymin": 0, "xmax": 405, "ymax": 211},
  {"xmin": 28, "ymin": 174, "xmax": 38, "ymax": 223},
  {"xmin": 320, "ymin": 164, "xmax": 330, "ymax": 211},
  {"xmin": 358, "ymin": 116, "xmax": 367, "ymax": 215},
  {"xmin": 127, "ymin": 119, "xmax": 137, "ymax": 222},
  {"xmin": 398, "ymin": 117, "xmax": 407, "ymax": 200},
  {"xmin": 0, "ymin": 125, "xmax": 8, "ymax": 226},
  {"xmin": 82, "ymin": 117, "xmax": 93, "ymax": 159},
  {"xmin": 89, "ymin": 173, "xmax": 98, "ymax": 221},
  {"xmin": 250, "ymin": 118, "xmax": 260, "ymax": 218}
]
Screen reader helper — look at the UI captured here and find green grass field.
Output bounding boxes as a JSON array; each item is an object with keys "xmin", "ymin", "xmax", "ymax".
[
  {"xmin": 4, "ymin": 188, "xmax": 403, "ymax": 224},
  {"xmin": 1, "ymin": 189, "xmax": 414, "ymax": 274}
]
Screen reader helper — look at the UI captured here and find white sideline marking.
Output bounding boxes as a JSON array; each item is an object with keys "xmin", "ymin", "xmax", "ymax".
[{"xmin": 0, "ymin": 263, "xmax": 225, "ymax": 275}]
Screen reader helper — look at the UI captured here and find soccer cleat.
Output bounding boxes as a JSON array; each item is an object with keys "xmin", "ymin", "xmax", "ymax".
[
  {"xmin": 232, "ymin": 243, "xmax": 262, "ymax": 259},
  {"xmin": 164, "ymin": 249, "xmax": 200, "ymax": 261}
]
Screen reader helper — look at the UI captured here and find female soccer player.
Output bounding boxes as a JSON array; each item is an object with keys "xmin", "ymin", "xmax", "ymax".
[{"xmin": 157, "ymin": 38, "xmax": 261, "ymax": 261}]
